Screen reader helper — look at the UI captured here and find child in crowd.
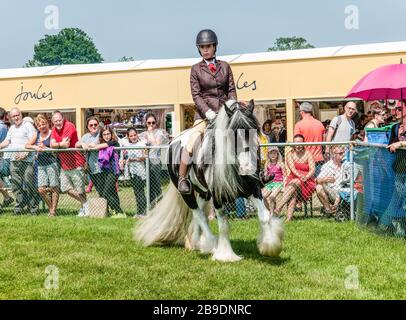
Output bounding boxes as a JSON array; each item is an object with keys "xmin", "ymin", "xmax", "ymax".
[
  {"xmin": 93, "ymin": 126, "xmax": 125, "ymax": 217},
  {"xmin": 262, "ymin": 147, "xmax": 286, "ymax": 215},
  {"xmin": 121, "ymin": 127, "xmax": 147, "ymax": 218}
]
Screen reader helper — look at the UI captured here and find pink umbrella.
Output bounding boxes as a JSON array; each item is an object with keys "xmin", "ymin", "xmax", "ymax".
[{"xmin": 346, "ymin": 60, "xmax": 406, "ymax": 100}]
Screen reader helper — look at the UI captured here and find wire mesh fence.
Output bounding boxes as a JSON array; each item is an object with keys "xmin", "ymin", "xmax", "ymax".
[
  {"xmin": 0, "ymin": 147, "xmax": 170, "ymax": 218},
  {"xmin": 353, "ymin": 142, "xmax": 406, "ymax": 237},
  {"xmin": 259, "ymin": 142, "xmax": 354, "ymax": 222},
  {"xmin": 2, "ymin": 139, "xmax": 405, "ymax": 240},
  {"xmin": 0, "ymin": 142, "xmax": 358, "ymax": 222}
]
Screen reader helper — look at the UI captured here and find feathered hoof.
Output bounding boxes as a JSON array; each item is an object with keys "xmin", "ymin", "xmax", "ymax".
[
  {"xmin": 257, "ymin": 237, "xmax": 283, "ymax": 257},
  {"xmin": 212, "ymin": 251, "xmax": 243, "ymax": 262},
  {"xmin": 184, "ymin": 234, "xmax": 200, "ymax": 251},
  {"xmin": 199, "ymin": 235, "xmax": 218, "ymax": 255}
]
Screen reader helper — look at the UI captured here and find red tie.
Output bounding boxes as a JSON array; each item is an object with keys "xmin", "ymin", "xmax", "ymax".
[{"xmin": 209, "ymin": 62, "xmax": 216, "ymax": 73}]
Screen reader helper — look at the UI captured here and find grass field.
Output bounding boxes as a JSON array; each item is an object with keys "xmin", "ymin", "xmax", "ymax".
[{"xmin": 0, "ymin": 214, "xmax": 405, "ymax": 300}]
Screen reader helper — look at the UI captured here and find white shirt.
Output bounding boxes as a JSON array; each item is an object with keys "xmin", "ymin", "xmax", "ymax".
[
  {"xmin": 126, "ymin": 140, "xmax": 147, "ymax": 180},
  {"xmin": 318, "ymin": 160, "xmax": 351, "ymax": 191},
  {"xmin": 4, "ymin": 121, "xmax": 36, "ymax": 161},
  {"xmin": 139, "ymin": 129, "xmax": 167, "ymax": 165}
]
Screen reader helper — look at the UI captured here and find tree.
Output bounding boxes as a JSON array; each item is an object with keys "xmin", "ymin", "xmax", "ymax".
[
  {"xmin": 25, "ymin": 28, "xmax": 103, "ymax": 67},
  {"xmin": 118, "ymin": 56, "xmax": 135, "ymax": 62},
  {"xmin": 268, "ymin": 36, "xmax": 314, "ymax": 51}
]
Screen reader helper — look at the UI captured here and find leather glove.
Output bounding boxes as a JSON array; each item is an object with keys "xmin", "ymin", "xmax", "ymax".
[{"xmin": 205, "ymin": 109, "xmax": 217, "ymax": 121}]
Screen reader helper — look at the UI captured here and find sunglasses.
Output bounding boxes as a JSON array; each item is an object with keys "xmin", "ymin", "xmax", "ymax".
[
  {"xmin": 147, "ymin": 121, "xmax": 156, "ymax": 125},
  {"xmin": 396, "ymin": 107, "xmax": 403, "ymax": 111},
  {"xmin": 88, "ymin": 123, "xmax": 98, "ymax": 127}
]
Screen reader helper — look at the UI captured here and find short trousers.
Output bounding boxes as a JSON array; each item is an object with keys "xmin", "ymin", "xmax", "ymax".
[
  {"xmin": 38, "ymin": 162, "xmax": 60, "ymax": 188},
  {"xmin": 60, "ymin": 167, "xmax": 85, "ymax": 194},
  {"xmin": 264, "ymin": 181, "xmax": 283, "ymax": 191}
]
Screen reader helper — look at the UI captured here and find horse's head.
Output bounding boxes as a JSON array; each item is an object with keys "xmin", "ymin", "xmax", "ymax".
[
  {"xmin": 224, "ymin": 99, "xmax": 259, "ymax": 177},
  {"xmin": 200, "ymin": 99, "xmax": 259, "ymax": 204},
  {"xmin": 224, "ymin": 99, "xmax": 255, "ymax": 118}
]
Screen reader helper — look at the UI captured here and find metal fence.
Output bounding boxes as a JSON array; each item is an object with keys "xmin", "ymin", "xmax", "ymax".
[
  {"xmin": 259, "ymin": 142, "xmax": 355, "ymax": 222},
  {"xmin": 2, "ymin": 140, "xmax": 404, "ymax": 238},
  {"xmin": 0, "ymin": 146, "xmax": 170, "ymax": 218},
  {"xmin": 0, "ymin": 142, "xmax": 359, "ymax": 222},
  {"xmin": 352, "ymin": 141, "xmax": 406, "ymax": 237}
]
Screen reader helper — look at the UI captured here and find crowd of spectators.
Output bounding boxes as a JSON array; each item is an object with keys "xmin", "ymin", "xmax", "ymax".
[
  {"xmin": 0, "ymin": 107, "xmax": 168, "ymax": 217},
  {"xmin": 258, "ymin": 99, "xmax": 406, "ymax": 221},
  {"xmin": 0, "ymin": 100, "xmax": 405, "ymax": 221}
]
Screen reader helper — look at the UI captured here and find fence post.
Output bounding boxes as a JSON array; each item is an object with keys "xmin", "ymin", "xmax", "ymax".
[
  {"xmin": 146, "ymin": 149, "xmax": 151, "ymax": 212},
  {"xmin": 349, "ymin": 143, "xmax": 355, "ymax": 221}
]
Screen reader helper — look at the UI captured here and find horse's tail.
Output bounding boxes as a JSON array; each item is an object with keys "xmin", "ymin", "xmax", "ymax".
[{"xmin": 134, "ymin": 183, "xmax": 191, "ymax": 246}]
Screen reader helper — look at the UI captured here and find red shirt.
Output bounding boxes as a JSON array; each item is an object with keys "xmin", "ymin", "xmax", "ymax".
[
  {"xmin": 294, "ymin": 117, "xmax": 325, "ymax": 162},
  {"xmin": 51, "ymin": 120, "xmax": 86, "ymax": 170}
]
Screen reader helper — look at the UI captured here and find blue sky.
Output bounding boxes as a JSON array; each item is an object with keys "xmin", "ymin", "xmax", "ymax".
[{"xmin": 0, "ymin": 0, "xmax": 405, "ymax": 68}]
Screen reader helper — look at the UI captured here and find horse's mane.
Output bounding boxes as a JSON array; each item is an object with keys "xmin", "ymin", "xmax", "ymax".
[{"xmin": 200, "ymin": 103, "xmax": 260, "ymax": 204}]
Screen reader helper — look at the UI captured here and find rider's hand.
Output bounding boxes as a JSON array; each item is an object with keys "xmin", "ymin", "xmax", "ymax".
[{"xmin": 205, "ymin": 109, "xmax": 217, "ymax": 121}]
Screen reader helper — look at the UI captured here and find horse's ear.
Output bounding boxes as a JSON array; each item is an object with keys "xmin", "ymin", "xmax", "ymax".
[{"xmin": 247, "ymin": 99, "xmax": 255, "ymax": 113}]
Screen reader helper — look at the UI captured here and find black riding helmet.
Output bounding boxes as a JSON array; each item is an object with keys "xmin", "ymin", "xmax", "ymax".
[{"xmin": 196, "ymin": 29, "xmax": 218, "ymax": 56}]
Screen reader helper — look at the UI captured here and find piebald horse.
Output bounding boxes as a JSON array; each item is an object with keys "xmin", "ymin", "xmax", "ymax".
[{"xmin": 134, "ymin": 100, "xmax": 284, "ymax": 262}]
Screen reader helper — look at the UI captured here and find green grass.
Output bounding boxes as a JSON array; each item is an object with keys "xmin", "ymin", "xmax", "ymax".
[{"xmin": 0, "ymin": 215, "xmax": 405, "ymax": 300}]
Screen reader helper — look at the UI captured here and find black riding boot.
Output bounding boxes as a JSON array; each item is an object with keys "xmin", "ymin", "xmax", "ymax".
[{"xmin": 178, "ymin": 149, "xmax": 192, "ymax": 194}]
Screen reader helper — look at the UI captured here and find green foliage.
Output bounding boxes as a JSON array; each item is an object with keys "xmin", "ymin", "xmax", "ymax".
[
  {"xmin": 25, "ymin": 28, "xmax": 103, "ymax": 67},
  {"xmin": 268, "ymin": 36, "xmax": 315, "ymax": 51}
]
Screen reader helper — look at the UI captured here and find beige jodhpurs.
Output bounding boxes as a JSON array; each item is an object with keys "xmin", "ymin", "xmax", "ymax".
[{"xmin": 185, "ymin": 120, "xmax": 207, "ymax": 153}]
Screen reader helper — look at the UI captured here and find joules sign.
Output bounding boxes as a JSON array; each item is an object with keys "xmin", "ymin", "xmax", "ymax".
[{"xmin": 14, "ymin": 82, "xmax": 53, "ymax": 105}]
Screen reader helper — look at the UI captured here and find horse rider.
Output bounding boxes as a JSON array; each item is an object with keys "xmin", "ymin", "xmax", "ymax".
[{"xmin": 178, "ymin": 29, "xmax": 239, "ymax": 194}]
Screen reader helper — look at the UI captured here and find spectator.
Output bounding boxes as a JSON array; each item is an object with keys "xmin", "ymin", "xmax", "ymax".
[
  {"xmin": 50, "ymin": 111, "xmax": 88, "ymax": 216},
  {"xmin": 364, "ymin": 108, "xmax": 386, "ymax": 142},
  {"xmin": 93, "ymin": 126, "xmax": 124, "ymax": 217},
  {"xmin": 270, "ymin": 121, "xmax": 287, "ymax": 143},
  {"xmin": 0, "ymin": 107, "xmax": 14, "ymax": 209},
  {"xmin": 365, "ymin": 108, "xmax": 385, "ymax": 129},
  {"xmin": 261, "ymin": 120, "xmax": 273, "ymax": 142},
  {"xmin": 385, "ymin": 103, "xmax": 406, "ymax": 236},
  {"xmin": 272, "ymin": 134, "xmax": 316, "ymax": 221},
  {"xmin": 139, "ymin": 112, "xmax": 167, "ymax": 204},
  {"xmin": 25, "ymin": 114, "xmax": 60, "ymax": 216},
  {"xmin": 315, "ymin": 146, "xmax": 350, "ymax": 215},
  {"xmin": 388, "ymin": 102, "xmax": 406, "ymax": 153},
  {"xmin": 325, "ymin": 101, "xmax": 357, "ymax": 154},
  {"xmin": 294, "ymin": 102, "xmax": 325, "ymax": 174},
  {"xmin": 262, "ymin": 147, "xmax": 286, "ymax": 214},
  {"xmin": 121, "ymin": 128, "xmax": 147, "ymax": 217},
  {"xmin": 258, "ymin": 130, "xmax": 269, "ymax": 168},
  {"xmin": 76, "ymin": 117, "xmax": 104, "ymax": 198},
  {"xmin": 0, "ymin": 108, "xmax": 38, "ymax": 214}
]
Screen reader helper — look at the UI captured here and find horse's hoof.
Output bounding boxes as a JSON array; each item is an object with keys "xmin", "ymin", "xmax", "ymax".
[{"xmin": 212, "ymin": 252, "xmax": 243, "ymax": 262}]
